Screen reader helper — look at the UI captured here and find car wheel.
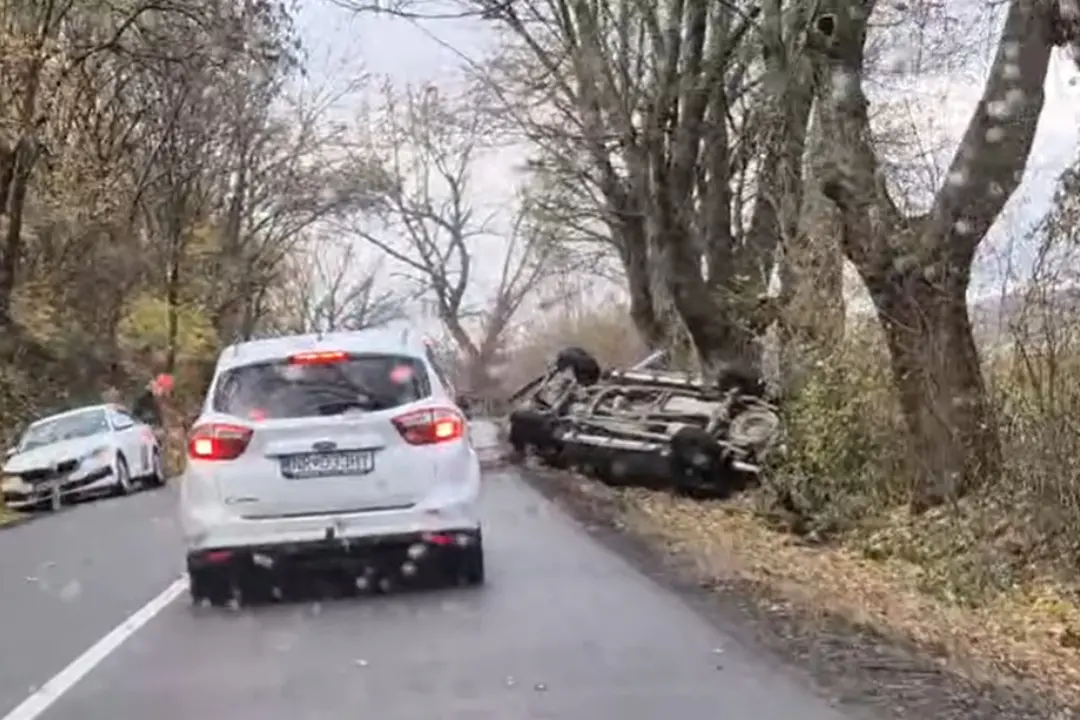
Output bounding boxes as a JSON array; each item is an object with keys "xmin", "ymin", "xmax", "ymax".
[
  {"xmin": 668, "ymin": 426, "xmax": 729, "ymax": 496},
  {"xmin": 459, "ymin": 533, "xmax": 485, "ymax": 587},
  {"xmin": 189, "ymin": 570, "xmax": 232, "ymax": 609},
  {"xmin": 146, "ymin": 450, "xmax": 166, "ymax": 487},
  {"xmin": 113, "ymin": 455, "xmax": 132, "ymax": 496},
  {"xmin": 554, "ymin": 347, "xmax": 601, "ymax": 386}
]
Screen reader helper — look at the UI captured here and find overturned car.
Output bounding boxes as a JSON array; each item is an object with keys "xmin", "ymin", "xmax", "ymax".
[{"xmin": 507, "ymin": 348, "xmax": 780, "ymax": 497}]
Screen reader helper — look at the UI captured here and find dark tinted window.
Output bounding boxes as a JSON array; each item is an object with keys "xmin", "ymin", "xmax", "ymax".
[{"xmin": 212, "ymin": 354, "xmax": 430, "ymax": 420}]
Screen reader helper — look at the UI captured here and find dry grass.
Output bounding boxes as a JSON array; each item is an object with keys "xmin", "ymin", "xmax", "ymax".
[
  {"xmin": 505, "ymin": 300, "xmax": 1080, "ymax": 708},
  {"xmin": 615, "ymin": 488, "xmax": 1080, "ymax": 704},
  {"xmin": 0, "ymin": 508, "xmax": 24, "ymax": 526},
  {"xmin": 497, "ymin": 296, "xmax": 647, "ymax": 391}
]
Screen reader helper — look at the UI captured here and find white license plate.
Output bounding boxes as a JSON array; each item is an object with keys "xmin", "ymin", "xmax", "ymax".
[
  {"xmin": 281, "ymin": 451, "xmax": 374, "ymax": 479},
  {"xmin": 38, "ymin": 479, "xmax": 62, "ymax": 495}
]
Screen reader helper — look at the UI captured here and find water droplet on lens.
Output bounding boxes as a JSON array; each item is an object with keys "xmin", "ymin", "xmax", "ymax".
[{"xmin": 59, "ymin": 580, "xmax": 81, "ymax": 602}]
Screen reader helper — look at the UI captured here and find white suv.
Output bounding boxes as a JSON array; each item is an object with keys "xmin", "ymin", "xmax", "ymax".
[{"xmin": 179, "ymin": 328, "xmax": 483, "ymax": 606}]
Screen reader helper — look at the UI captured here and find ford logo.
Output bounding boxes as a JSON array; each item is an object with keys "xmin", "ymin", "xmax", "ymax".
[{"xmin": 312, "ymin": 441, "xmax": 337, "ymax": 452}]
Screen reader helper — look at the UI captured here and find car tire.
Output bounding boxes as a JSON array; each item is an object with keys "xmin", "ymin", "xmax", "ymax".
[
  {"xmin": 668, "ymin": 426, "xmax": 729, "ymax": 495},
  {"xmin": 460, "ymin": 533, "xmax": 485, "ymax": 587},
  {"xmin": 554, "ymin": 346, "xmax": 601, "ymax": 386},
  {"xmin": 145, "ymin": 450, "xmax": 166, "ymax": 488},
  {"xmin": 713, "ymin": 363, "xmax": 767, "ymax": 397},
  {"xmin": 113, "ymin": 455, "xmax": 132, "ymax": 496},
  {"xmin": 189, "ymin": 569, "xmax": 232, "ymax": 609}
]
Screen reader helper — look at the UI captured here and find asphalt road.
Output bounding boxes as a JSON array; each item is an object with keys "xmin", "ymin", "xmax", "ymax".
[{"xmin": 0, "ymin": 423, "xmax": 860, "ymax": 720}]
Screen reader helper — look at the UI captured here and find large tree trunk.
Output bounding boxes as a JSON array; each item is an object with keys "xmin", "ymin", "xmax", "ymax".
[
  {"xmin": 622, "ymin": 235, "xmax": 665, "ymax": 350},
  {"xmin": 650, "ymin": 223, "xmax": 762, "ymax": 374},
  {"xmin": 867, "ymin": 265, "xmax": 1000, "ymax": 511},
  {"xmin": 614, "ymin": 210, "xmax": 697, "ymax": 359},
  {"xmin": 806, "ymin": 0, "xmax": 1056, "ymax": 510}
]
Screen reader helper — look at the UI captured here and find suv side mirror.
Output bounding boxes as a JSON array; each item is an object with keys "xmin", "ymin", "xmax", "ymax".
[{"xmin": 5, "ymin": 447, "xmax": 17, "ymax": 458}]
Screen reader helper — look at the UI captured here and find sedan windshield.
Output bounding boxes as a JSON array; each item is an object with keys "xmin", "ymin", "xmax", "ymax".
[{"xmin": 19, "ymin": 409, "xmax": 110, "ymax": 452}]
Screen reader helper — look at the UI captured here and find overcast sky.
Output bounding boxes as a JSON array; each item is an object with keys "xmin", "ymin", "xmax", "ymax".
[{"xmin": 294, "ymin": 1, "xmax": 1080, "ymax": 317}]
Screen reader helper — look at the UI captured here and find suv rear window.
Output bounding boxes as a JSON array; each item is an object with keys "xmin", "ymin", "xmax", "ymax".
[{"xmin": 211, "ymin": 354, "xmax": 430, "ymax": 420}]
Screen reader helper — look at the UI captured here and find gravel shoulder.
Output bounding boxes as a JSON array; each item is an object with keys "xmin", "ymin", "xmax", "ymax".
[{"xmin": 516, "ymin": 464, "xmax": 1074, "ymax": 720}]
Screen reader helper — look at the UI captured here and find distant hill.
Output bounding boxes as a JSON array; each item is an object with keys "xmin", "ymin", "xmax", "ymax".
[
  {"xmin": 839, "ymin": 284, "xmax": 1080, "ymax": 351},
  {"xmin": 969, "ymin": 286, "xmax": 1080, "ymax": 348}
]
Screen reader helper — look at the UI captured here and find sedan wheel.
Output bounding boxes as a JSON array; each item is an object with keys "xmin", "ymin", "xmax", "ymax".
[
  {"xmin": 147, "ymin": 450, "xmax": 166, "ymax": 487},
  {"xmin": 114, "ymin": 456, "xmax": 132, "ymax": 495}
]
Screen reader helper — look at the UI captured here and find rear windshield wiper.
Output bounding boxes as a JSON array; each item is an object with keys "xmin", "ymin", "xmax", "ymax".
[
  {"xmin": 298, "ymin": 382, "xmax": 397, "ymax": 415},
  {"xmin": 304, "ymin": 364, "xmax": 401, "ymax": 411},
  {"xmin": 312, "ymin": 399, "xmax": 390, "ymax": 416}
]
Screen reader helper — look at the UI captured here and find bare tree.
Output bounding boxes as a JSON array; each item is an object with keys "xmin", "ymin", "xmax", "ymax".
[
  {"xmin": 281, "ymin": 241, "xmax": 408, "ymax": 334},
  {"xmin": 136, "ymin": 47, "xmax": 225, "ymax": 371},
  {"xmin": 209, "ymin": 77, "xmax": 375, "ymax": 344},
  {"xmin": 0, "ymin": 0, "xmax": 231, "ymax": 326},
  {"xmin": 805, "ymin": 0, "xmax": 1079, "ymax": 509},
  {"xmin": 344, "ymin": 0, "xmax": 819, "ymax": 374},
  {"xmin": 0, "ymin": 1, "xmax": 313, "ymax": 432},
  {"xmin": 777, "ymin": 102, "xmax": 845, "ymax": 389},
  {"xmin": 344, "ymin": 81, "xmax": 559, "ymax": 392}
]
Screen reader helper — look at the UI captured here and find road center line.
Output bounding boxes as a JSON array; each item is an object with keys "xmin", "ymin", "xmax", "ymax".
[{"xmin": 2, "ymin": 577, "xmax": 188, "ymax": 720}]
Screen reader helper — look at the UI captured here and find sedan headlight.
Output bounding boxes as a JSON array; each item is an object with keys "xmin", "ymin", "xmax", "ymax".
[{"xmin": 1, "ymin": 475, "xmax": 26, "ymax": 493}]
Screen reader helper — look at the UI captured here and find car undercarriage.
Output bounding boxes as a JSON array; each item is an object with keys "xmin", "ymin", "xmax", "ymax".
[{"xmin": 507, "ymin": 348, "xmax": 781, "ymax": 497}]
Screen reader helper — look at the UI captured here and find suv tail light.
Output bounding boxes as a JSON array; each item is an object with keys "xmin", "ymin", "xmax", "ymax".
[
  {"xmin": 188, "ymin": 423, "xmax": 254, "ymax": 460},
  {"xmin": 392, "ymin": 408, "xmax": 464, "ymax": 445}
]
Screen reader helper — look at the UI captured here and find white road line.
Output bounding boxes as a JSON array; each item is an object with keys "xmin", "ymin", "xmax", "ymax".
[{"xmin": 2, "ymin": 577, "xmax": 188, "ymax": 720}]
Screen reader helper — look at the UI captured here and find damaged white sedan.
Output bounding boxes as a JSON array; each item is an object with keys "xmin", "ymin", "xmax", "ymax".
[{"xmin": 1, "ymin": 404, "xmax": 165, "ymax": 511}]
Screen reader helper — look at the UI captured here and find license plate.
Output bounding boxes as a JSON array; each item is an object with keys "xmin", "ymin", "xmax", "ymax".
[{"xmin": 280, "ymin": 451, "xmax": 374, "ymax": 479}]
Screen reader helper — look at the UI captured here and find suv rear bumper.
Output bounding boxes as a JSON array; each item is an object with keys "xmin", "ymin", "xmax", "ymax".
[
  {"xmin": 187, "ymin": 527, "xmax": 482, "ymax": 598},
  {"xmin": 182, "ymin": 494, "xmax": 480, "ymax": 551}
]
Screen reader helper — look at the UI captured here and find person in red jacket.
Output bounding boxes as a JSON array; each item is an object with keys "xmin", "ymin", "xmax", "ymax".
[{"xmin": 132, "ymin": 373, "xmax": 174, "ymax": 433}]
